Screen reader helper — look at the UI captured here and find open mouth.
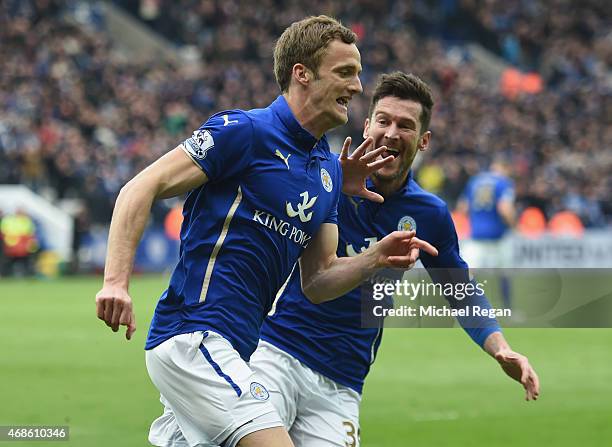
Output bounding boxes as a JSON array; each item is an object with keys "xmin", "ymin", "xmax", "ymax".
[
  {"xmin": 336, "ymin": 97, "xmax": 349, "ymax": 110},
  {"xmin": 383, "ymin": 148, "xmax": 400, "ymax": 159}
]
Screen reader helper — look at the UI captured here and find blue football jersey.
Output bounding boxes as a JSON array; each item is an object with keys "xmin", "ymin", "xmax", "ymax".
[
  {"xmin": 260, "ymin": 172, "xmax": 500, "ymax": 393},
  {"xmin": 145, "ymin": 96, "xmax": 342, "ymax": 361},
  {"xmin": 463, "ymin": 172, "xmax": 514, "ymax": 240}
]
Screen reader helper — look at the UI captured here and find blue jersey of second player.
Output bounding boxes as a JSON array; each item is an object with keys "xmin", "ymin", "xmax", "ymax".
[
  {"xmin": 260, "ymin": 172, "xmax": 500, "ymax": 393},
  {"xmin": 145, "ymin": 96, "xmax": 342, "ymax": 361},
  {"xmin": 463, "ymin": 171, "xmax": 514, "ymax": 240}
]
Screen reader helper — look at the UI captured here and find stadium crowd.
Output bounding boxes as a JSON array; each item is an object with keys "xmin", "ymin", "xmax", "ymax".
[{"xmin": 1, "ymin": 0, "xmax": 610, "ymax": 228}]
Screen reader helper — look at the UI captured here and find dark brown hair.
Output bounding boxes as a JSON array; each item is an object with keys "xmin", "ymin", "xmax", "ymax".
[{"xmin": 369, "ymin": 72, "xmax": 434, "ymax": 133}]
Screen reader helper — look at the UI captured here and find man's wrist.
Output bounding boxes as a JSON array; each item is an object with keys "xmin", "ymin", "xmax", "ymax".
[
  {"xmin": 483, "ymin": 331, "xmax": 510, "ymax": 357},
  {"xmin": 359, "ymin": 244, "xmax": 382, "ymax": 274},
  {"xmin": 102, "ymin": 276, "xmax": 129, "ymax": 290}
]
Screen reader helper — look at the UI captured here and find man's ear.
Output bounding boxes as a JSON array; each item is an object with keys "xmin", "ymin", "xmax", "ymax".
[
  {"xmin": 363, "ymin": 118, "xmax": 370, "ymax": 139},
  {"xmin": 292, "ymin": 63, "xmax": 311, "ymax": 87},
  {"xmin": 418, "ymin": 131, "xmax": 432, "ymax": 152}
]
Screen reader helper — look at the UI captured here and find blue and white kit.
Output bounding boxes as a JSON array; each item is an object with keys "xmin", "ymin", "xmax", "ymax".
[
  {"xmin": 145, "ymin": 95, "xmax": 342, "ymax": 447},
  {"xmin": 462, "ymin": 171, "xmax": 515, "ymax": 240},
  {"xmin": 146, "ymin": 95, "xmax": 341, "ymax": 359},
  {"xmin": 260, "ymin": 172, "xmax": 502, "ymax": 395}
]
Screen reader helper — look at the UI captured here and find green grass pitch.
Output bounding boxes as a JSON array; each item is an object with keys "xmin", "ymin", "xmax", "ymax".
[{"xmin": 1, "ymin": 276, "xmax": 611, "ymax": 446}]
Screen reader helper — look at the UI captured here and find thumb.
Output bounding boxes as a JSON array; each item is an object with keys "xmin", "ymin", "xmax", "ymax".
[
  {"xmin": 358, "ymin": 189, "xmax": 384, "ymax": 204},
  {"xmin": 494, "ymin": 352, "xmax": 508, "ymax": 363}
]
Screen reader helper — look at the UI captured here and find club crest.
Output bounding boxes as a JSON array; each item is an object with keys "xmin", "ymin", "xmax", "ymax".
[
  {"xmin": 397, "ymin": 216, "xmax": 417, "ymax": 232},
  {"xmin": 250, "ymin": 382, "xmax": 269, "ymax": 401},
  {"xmin": 320, "ymin": 168, "xmax": 333, "ymax": 192}
]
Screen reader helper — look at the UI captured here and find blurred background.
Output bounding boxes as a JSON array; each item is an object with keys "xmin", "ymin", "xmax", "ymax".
[
  {"xmin": 0, "ymin": 0, "xmax": 610, "ymax": 277},
  {"xmin": 1, "ymin": 1, "xmax": 611, "ymax": 446}
]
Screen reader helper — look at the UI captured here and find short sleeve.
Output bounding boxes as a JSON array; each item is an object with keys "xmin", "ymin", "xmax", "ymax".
[
  {"xmin": 324, "ymin": 200, "xmax": 339, "ymax": 225},
  {"xmin": 182, "ymin": 110, "xmax": 253, "ymax": 182},
  {"xmin": 498, "ymin": 178, "xmax": 515, "ymax": 203},
  {"xmin": 323, "ymin": 157, "xmax": 343, "ymax": 225}
]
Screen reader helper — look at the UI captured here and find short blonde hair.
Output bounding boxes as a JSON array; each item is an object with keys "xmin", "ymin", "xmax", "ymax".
[{"xmin": 274, "ymin": 15, "xmax": 357, "ymax": 93}]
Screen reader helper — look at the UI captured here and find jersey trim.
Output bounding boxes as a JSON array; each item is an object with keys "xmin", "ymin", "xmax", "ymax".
[
  {"xmin": 199, "ymin": 336, "xmax": 242, "ymax": 397},
  {"xmin": 180, "ymin": 143, "xmax": 208, "ymax": 174},
  {"xmin": 200, "ymin": 186, "xmax": 243, "ymax": 302},
  {"xmin": 369, "ymin": 326, "xmax": 382, "ymax": 365},
  {"xmin": 268, "ymin": 262, "xmax": 297, "ymax": 317}
]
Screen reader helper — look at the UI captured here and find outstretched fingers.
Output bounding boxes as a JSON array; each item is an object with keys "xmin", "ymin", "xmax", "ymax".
[
  {"xmin": 350, "ymin": 136, "xmax": 373, "ymax": 159},
  {"xmin": 359, "ymin": 144, "xmax": 385, "ymax": 162},
  {"xmin": 359, "ymin": 189, "xmax": 384, "ymax": 203},
  {"xmin": 409, "ymin": 237, "xmax": 439, "ymax": 257},
  {"xmin": 367, "ymin": 154, "xmax": 394, "ymax": 171},
  {"xmin": 523, "ymin": 367, "xmax": 540, "ymax": 401},
  {"xmin": 339, "ymin": 137, "xmax": 352, "ymax": 160}
]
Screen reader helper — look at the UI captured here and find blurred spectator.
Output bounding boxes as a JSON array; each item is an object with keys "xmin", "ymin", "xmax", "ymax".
[
  {"xmin": 0, "ymin": 208, "xmax": 40, "ymax": 276},
  {"xmin": 70, "ymin": 205, "xmax": 90, "ymax": 274},
  {"xmin": 456, "ymin": 158, "xmax": 516, "ymax": 310},
  {"xmin": 0, "ymin": 209, "xmax": 4, "ymax": 276},
  {"xmin": 0, "ymin": 0, "xmax": 610, "ymax": 232}
]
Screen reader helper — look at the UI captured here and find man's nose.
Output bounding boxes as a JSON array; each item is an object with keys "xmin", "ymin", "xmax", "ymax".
[
  {"xmin": 349, "ymin": 75, "xmax": 363, "ymax": 95},
  {"xmin": 385, "ymin": 123, "xmax": 400, "ymax": 140}
]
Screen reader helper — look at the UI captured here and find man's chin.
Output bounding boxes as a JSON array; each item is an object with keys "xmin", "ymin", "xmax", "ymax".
[
  {"xmin": 336, "ymin": 111, "xmax": 349, "ymax": 124},
  {"xmin": 326, "ymin": 111, "xmax": 348, "ymax": 131},
  {"xmin": 372, "ymin": 170, "xmax": 399, "ymax": 182},
  {"xmin": 373, "ymin": 167, "xmax": 409, "ymax": 185}
]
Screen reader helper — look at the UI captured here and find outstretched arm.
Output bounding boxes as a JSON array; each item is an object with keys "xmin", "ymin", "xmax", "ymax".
[
  {"xmin": 420, "ymin": 204, "xmax": 538, "ymax": 401},
  {"xmin": 299, "ymin": 224, "xmax": 438, "ymax": 304},
  {"xmin": 95, "ymin": 146, "xmax": 207, "ymax": 339},
  {"xmin": 483, "ymin": 331, "xmax": 540, "ymax": 401}
]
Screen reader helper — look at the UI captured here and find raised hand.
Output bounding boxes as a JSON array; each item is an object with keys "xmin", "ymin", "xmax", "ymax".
[
  {"xmin": 339, "ymin": 136, "xmax": 393, "ymax": 203},
  {"xmin": 372, "ymin": 230, "xmax": 438, "ymax": 269}
]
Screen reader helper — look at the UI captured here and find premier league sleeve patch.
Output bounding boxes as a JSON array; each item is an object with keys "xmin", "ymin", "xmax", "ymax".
[
  {"xmin": 184, "ymin": 129, "xmax": 215, "ymax": 159},
  {"xmin": 182, "ymin": 110, "xmax": 252, "ymax": 181}
]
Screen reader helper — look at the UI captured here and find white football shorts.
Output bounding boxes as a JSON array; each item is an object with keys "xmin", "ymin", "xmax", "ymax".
[
  {"xmin": 145, "ymin": 331, "xmax": 283, "ymax": 447},
  {"xmin": 250, "ymin": 340, "xmax": 361, "ymax": 447}
]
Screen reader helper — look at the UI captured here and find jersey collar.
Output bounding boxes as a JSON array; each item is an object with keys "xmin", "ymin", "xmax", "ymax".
[
  {"xmin": 365, "ymin": 170, "xmax": 413, "ymax": 199},
  {"xmin": 270, "ymin": 95, "xmax": 331, "ymax": 160}
]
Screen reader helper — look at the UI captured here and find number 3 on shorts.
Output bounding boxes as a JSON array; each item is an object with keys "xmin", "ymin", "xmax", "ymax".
[{"xmin": 343, "ymin": 421, "xmax": 359, "ymax": 447}]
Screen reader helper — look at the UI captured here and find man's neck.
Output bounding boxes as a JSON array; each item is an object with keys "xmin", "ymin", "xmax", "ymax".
[
  {"xmin": 371, "ymin": 173, "xmax": 408, "ymax": 198},
  {"xmin": 283, "ymin": 92, "xmax": 330, "ymax": 140}
]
